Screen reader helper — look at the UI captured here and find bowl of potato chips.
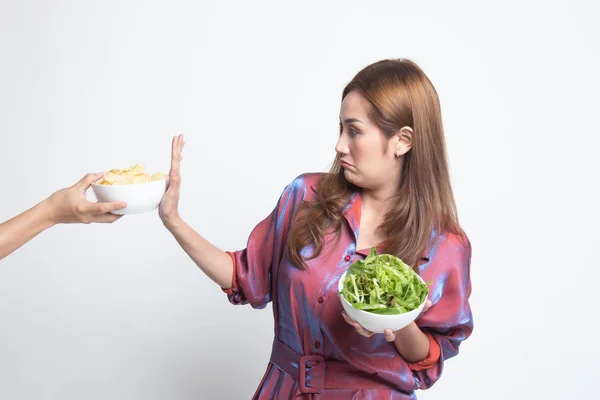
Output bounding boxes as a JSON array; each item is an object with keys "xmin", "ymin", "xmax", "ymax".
[{"xmin": 91, "ymin": 164, "xmax": 168, "ymax": 215}]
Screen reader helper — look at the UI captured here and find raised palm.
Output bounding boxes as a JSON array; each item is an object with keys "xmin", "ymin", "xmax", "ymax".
[{"xmin": 159, "ymin": 134, "xmax": 185, "ymax": 224}]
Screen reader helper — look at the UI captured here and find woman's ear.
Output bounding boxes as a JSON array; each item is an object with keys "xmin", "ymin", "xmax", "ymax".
[{"xmin": 394, "ymin": 126, "xmax": 413, "ymax": 158}]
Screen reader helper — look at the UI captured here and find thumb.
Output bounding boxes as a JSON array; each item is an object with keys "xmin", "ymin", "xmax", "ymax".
[
  {"xmin": 78, "ymin": 172, "xmax": 104, "ymax": 190},
  {"xmin": 384, "ymin": 328, "xmax": 396, "ymax": 342},
  {"xmin": 422, "ymin": 300, "xmax": 433, "ymax": 313}
]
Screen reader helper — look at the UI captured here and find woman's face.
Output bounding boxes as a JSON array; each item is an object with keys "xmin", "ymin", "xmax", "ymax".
[{"xmin": 335, "ymin": 91, "xmax": 411, "ymax": 193}]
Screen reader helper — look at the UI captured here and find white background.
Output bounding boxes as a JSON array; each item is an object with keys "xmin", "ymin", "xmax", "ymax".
[{"xmin": 1, "ymin": 1, "xmax": 598, "ymax": 399}]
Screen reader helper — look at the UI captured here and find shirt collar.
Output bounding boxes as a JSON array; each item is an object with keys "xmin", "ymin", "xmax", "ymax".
[
  {"xmin": 310, "ymin": 183, "xmax": 430, "ymax": 263},
  {"xmin": 343, "ymin": 190, "xmax": 430, "ymax": 263}
]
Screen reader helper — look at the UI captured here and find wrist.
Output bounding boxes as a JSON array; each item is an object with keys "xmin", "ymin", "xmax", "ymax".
[
  {"xmin": 34, "ymin": 198, "xmax": 58, "ymax": 229},
  {"xmin": 393, "ymin": 322, "xmax": 430, "ymax": 362},
  {"xmin": 162, "ymin": 214, "xmax": 184, "ymax": 231},
  {"xmin": 394, "ymin": 322, "xmax": 420, "ymax": 342}
]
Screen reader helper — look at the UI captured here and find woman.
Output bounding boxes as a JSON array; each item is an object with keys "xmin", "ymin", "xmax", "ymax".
[{"xmin": 160, "ymin": 59, "xmax": 473, "ymax": 399}]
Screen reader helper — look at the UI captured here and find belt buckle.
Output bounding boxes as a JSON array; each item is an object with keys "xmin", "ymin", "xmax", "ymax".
[{"xmin": 298, "ymin": 354, "xmax": 325, "ymax": 394}]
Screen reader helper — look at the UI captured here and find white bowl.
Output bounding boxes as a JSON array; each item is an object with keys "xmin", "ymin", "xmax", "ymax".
[
  {"xmin": 338, "ymin": 270, "xmax": 427, "ymax": 334},
  {"xmin": 91, "ymin": 178, "xmax": 168, "ymax": 215}
]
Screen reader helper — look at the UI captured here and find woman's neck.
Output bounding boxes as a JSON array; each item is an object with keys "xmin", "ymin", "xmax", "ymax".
[{"xmin": 361, "ymin": 186, "xmax": 397, "ymax": 217}]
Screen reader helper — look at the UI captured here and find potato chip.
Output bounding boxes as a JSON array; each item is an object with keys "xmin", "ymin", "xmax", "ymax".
[{"xmin": 97, "ymin": 164, "xmax": 167, "ymax": 185}]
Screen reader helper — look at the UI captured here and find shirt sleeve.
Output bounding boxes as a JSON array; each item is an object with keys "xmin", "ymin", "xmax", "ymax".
[
  {"xmin": 410, "ymin": 232, "xmax": 474, "ymax": 390},
  {"xmin": 406, "ymin": 331, "xmax": 441, "ymax": 371},
  {"xmin": 221, "ymin": 175, "xmax": 307, "ymax": 309}
]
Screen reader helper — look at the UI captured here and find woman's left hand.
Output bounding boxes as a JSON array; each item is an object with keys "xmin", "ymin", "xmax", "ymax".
[{"xmin": 342, "ymin": 300, "xmax": 432, "ymax": 342}]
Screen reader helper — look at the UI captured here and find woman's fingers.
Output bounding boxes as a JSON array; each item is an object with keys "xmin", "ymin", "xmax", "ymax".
[
  {"xmin": 91, "ymin": 213, "xmax": 123, "ymax": 224},
  {"xmin": 384, "ymin": 328, "xmax": 396, "ymax": 342},
  {"xmin": 169, "ymin": 134, "xmax": 185, "ymax": 190},
  {"xmin": 342, "ymin": 312, "xmax": 374, "ymax": 337},
  {"xmin": 93, "ymin": 201, "xmax": 127, "ymax": 214},
  {"xmin": 170, "ymin": 135, "xmax": 179, "ymax": 171},
  {"xmin": 422, "ymin": 299, "xmax": 432, "ymax": 314}
]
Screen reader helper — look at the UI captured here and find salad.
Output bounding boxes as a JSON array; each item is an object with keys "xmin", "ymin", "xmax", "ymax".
[{"xmin": 339, "ymin": 247, "xmax": 430, "ymax": 315}]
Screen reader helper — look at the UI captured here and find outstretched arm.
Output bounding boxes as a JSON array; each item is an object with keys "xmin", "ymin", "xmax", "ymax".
[
  {"xmin": 159, "ymin": 134, "xmax": 234, "ymax": 288},
  {"xmin": 0, "ymin": 173, "xmax": 126, "ymax": 261}
]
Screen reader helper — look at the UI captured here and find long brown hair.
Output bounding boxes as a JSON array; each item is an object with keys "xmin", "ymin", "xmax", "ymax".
[{"xmin": 287, "ymin": 59, "xmax": 464, "ymax": 271}]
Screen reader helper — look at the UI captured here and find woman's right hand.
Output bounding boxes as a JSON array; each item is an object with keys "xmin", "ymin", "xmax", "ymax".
[{"xmin": 159, "ymin": 134, "xmax": 185, "ymax": 227}]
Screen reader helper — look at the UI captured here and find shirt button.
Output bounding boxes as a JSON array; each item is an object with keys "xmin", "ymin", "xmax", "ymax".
[
  {"xmin": 317, "ymin": 296, "xmax": 324, "ymax": 304},
  {"xmin": 344, "ymin": 255, "xmax": 351, "ymax": 262},
  {"xmin": 314, "ymin": 340, "xmax": 321, "ymax": 349}
]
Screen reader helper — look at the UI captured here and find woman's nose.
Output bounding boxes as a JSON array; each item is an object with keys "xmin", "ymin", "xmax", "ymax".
[{"xmin": 335, "ymin": 135, "xmax": 348, "ymax": 156}]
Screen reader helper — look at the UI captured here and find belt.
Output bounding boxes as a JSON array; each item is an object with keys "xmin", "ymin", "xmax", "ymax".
[{"xmin": 269, "ymin": 338, "xmax": 391, "ymax": 394}]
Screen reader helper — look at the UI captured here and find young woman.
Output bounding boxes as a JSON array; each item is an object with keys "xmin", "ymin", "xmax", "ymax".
[{"xmin": 160, "ymin": 59, "xmax": 473, "ymax": 399}]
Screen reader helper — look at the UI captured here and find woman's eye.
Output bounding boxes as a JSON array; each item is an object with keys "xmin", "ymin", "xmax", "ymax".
[{"xmin": 338, "ymin": 122, "xmax": 360, "ymax": 137}]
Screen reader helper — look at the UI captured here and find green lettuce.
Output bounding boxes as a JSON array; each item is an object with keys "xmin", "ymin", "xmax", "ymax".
[{"xmin": 339, "ymin": 247, "xmax": 431, "ymax": 315}]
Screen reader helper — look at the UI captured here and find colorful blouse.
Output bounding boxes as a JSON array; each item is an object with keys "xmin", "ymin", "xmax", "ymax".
[{"xmin": 222, "ymin": 173, "xmax": 473, "ymax": 399}]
